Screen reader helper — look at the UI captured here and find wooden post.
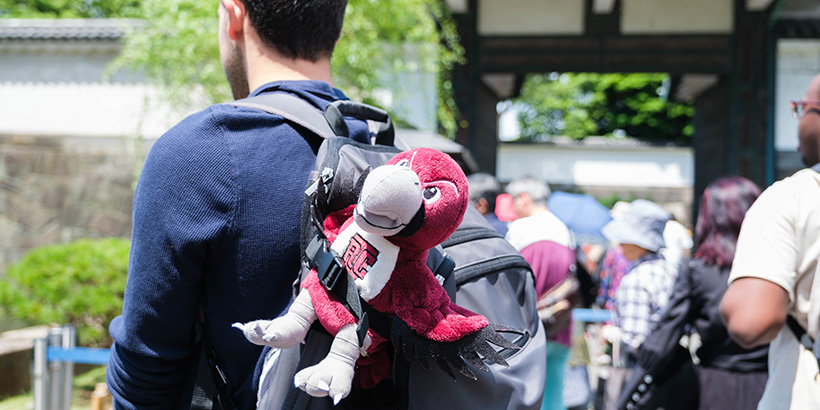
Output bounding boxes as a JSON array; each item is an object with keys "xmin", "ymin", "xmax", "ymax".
[{"xmin": 90, "ymin": 383, "xmax": 112, "ymax": 410}]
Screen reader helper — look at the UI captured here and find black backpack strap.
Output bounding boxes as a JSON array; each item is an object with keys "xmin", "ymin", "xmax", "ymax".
[
  {"xmin": 786, "ymin": 314, "xmax": 815, "ymax": 352},
  {"xmin": 190, "ymin": 321, "xmax": 215, "ymax": 410},
  {"xmin": 194, "ymin": 310, "xmax": 240, "ymax": 410},
  {"xmin": 230, "ymin": 93, "xmax": 336, "ymax": 140}
]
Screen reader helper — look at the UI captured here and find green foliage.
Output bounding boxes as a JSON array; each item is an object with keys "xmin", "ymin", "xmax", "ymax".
[
  {"xmin": 105, "ymin": 0, "xmax": 464, "ymax": 137},
  {"xmin": 333, "ymin": 0, "xmax": 464, "ymax": 137},
  {"xmin": 0, "ymin": 0, "xmax": 141, "ymax": 18},
  {"xmin": 596, "ymin": 191, "xmax": 637, "ymax": 210},
  {"xmin": 107, "ymin": 0, "xmax": 228, "ymax": 107},
  {"xmin": 514, "ymin": 72, "xmax": 694, "ymax": 143},
  {"xmin": 0, "ymin": 238, "xmax": 129, "ymax": 347}
]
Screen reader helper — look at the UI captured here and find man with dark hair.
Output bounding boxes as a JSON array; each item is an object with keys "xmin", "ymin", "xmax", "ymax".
[
  {"xmin": 721, "ymin": 74, "xmax": 820, "ymax": 409},
  {"xmin": 466, "ymin": 172, "xmax": 507, "ymax": 236},
  {"xmin": 106, "ymin": 1, "xmax": 370, "ymax": 409}
]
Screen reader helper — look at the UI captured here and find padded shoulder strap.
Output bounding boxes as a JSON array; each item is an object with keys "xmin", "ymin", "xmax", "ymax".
[{"xmin": 230, "ymin": 93, "xmax": 335, "ymax": 140}]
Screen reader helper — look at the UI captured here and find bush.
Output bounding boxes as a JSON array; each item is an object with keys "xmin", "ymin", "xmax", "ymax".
[{"xmin": 0, "ymin": 238, "xmax": 129, "ymax": 347}]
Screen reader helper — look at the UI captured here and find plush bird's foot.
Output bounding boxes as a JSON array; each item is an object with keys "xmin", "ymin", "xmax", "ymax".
[
  {"xmin": 232, "ymin": 315, "xmax": 310, "ymax": 349},
  {"xmin": 293, "ymin": 355, "xmax": 355, "ymax": 405},
  {"xmin": 293, "ymin": 323, "xmax": 360, "ymax": 405}
]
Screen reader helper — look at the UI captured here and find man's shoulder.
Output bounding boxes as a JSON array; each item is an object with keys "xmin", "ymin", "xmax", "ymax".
[
  {"xmin": 745, "ymin": 167, "xmax": 820, "ymax": 222},
  {"xmin": 766, "ymin": 167, "xmax": 820, "ymax": 194},
  {"xmin": 157, "ymin": 102, "xmax": 310, "ymax": 149}
]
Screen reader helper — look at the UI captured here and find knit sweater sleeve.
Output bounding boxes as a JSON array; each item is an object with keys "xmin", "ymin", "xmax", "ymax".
[{"xmin": 107, "ymin": 107, "xmax": 237, "ymax": 409}]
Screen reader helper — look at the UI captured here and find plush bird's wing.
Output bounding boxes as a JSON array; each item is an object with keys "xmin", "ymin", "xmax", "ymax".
[{"xmin": 391, "ymin": 316, "xmax": 522, "ymax": 380}]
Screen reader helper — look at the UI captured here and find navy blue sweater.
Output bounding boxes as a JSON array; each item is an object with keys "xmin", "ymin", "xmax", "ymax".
[{"xmin": 106, "ymin": 81, "xmax": 369, "ymax": 409}]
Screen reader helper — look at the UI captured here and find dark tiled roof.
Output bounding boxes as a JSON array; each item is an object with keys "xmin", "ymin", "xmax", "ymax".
[
  {"xmin": 0, "ymin": 19, "xmax": 139, "ymax": 41},
  {"xmin": 503, "ymin": 136, "xmax": 688, "ymax": 151}
]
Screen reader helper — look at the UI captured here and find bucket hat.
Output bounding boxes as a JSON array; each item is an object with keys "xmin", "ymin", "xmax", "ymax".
[{"xmin": 602, "ymin": 199, "xmax": 671, "ymax": 252}]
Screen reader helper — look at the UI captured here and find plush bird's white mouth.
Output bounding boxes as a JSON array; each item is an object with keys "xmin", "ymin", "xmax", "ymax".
[{"xmin": 354, "ymin": 165, "xmax": 422, "ymax": 236}]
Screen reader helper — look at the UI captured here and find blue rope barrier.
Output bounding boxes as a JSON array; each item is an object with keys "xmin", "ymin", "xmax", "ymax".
[
  {"xmin": 572, "ymin": 308, "xmax": 612, "ymax": 323},
  {"xmin": 47, "ymin": 346, "xmax": 110, "ymax": 366},
  {"xmin": 43, "ymin": 309, "xmax": 612, "ymax": 366}
]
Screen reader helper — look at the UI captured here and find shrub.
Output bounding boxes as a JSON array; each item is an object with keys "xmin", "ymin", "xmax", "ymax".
[{"xmin": 0, "ymin": 238, "xmax": 129, "ymax": 347}]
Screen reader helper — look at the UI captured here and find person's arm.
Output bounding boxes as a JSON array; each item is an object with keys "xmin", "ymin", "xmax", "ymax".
[
  {"xmin": 106, "ymin": 110, "xmax": 236, "ymax": 409},
  {"xmin": 720, "ymin": 277, "xmax": 789, "ymax": 349},
  {"xmin": 721, "ymin": 181, "xmax": 797, "ymax": 350}
]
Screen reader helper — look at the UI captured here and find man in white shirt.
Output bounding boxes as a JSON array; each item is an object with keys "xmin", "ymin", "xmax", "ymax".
[
  {"xmin": 504, "ymin": 176, "xmax": 575, "ymax": 410},
  {"xmin": 721, "ymin": 73, "xmax": 820, "ymax": 409}
]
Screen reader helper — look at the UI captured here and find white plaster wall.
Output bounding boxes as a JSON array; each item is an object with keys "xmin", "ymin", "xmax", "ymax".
[
  {"xmin": 497, "ymin": 143, "xmax": 694, "ymax": 188},
  {"xmin": 477, "ymin": 0, "xmax": 584, "ymax": 35},
  {"xmin": 621, "ymin": 0, "xmax": 733, "ymax": 34},
  {"xmin": 775, "ymin": 40, "xmax": 820, "ymax": 152},
  {"xmin": 0, "ymin": 82, "xmax": 189, "ymax": 139},
  {"xmin": 0, "ymin": 44, "xmax": 190, "ymax": 139}
]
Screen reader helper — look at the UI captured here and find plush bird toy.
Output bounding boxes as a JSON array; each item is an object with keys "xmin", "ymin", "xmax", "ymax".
[{"xmin": 234, "ymin": 148, "xmax": 519, "ymax": 404}]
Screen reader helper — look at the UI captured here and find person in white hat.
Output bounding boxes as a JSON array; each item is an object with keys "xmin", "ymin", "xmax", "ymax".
[{"xmin": 600, "ymin": 199, "xmax": 675, "ymax": 355}]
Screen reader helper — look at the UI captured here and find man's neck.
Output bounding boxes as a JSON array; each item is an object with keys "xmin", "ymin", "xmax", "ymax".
[{"xmin": 245, "ymin": 45, "xmax": 334, "ymax": 92}]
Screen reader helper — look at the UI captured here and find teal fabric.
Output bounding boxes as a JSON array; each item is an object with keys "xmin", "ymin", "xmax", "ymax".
[{"xmin": 542, "ymin": 341, "xmax": 570, "ymax": 410}]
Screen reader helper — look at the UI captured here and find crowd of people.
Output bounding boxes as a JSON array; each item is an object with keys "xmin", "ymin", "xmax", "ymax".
[
  {"xmin": 463, "ymin": 72, "xmax": 820, "ymax": 410},
  {"xmin": 467, "ymin": 172, "xmax": 768, "ymax": 410}
]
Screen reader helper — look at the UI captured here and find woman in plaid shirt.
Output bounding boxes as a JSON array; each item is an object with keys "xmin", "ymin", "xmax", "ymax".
[{"xmin": 600, "ymin": 199, "xmax": 676, "ymax": 356}]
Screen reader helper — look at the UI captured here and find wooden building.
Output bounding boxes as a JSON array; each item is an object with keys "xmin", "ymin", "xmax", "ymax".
[{"xmin": 445, "ymin": 0, "xmax": 820, "ymax": 203}]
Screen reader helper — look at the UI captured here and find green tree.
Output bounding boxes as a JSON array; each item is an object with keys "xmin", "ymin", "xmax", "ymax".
[
  {"xmin": 117, "ymin": 0, "xmax": 463, "ymax": 137},
  {"xmin": 514, "ymin": 72, "xmax": 694, "ymax": 143},
  {"xmin": 0, "ymin": 0, "xmax": 140, "ymax": 18},
  {"xmin": 0, "ymin": 238, "xmax": 130, "ymax": 347}
]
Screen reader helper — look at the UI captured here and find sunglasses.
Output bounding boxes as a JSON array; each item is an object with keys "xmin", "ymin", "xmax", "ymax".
[{"xmin": 790, "ymin": 100, "xmax": 820, "ymax": 119}]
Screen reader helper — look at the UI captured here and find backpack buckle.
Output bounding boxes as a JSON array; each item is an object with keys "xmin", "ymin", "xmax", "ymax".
[{"xmin": 314, "ymin": 245, "xmax": 345, "ymax": 291}]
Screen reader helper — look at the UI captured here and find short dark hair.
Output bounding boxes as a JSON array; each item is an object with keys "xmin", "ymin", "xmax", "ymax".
[
  {"xmin": 467, "ymin": 173, "xmax": 500, "ymax": 212},
  {"xmin": 242, "ymin": 0, "xmax": 347, "ymax": 61},
  {"xmin": 694, "ymin": 176, "xmax": 760, "ymax": 267}
]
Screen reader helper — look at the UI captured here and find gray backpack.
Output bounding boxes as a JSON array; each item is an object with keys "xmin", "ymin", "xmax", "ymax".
[{"xmin": 234, "ymin": 93, "xmax": 547, "ymax": 410}]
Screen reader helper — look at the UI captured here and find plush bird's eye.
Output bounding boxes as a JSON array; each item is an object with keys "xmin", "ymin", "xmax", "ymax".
[
  {"xmin": 396, "ymin": 159, "xmax": 410, "ymax": 168},
  {"xmin": 422, "ymin": 186, "xmax": 441, "ymax": 203}
]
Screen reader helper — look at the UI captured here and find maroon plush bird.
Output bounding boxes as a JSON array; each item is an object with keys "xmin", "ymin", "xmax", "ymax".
[{"xmin": 235, "ymin": 148, "xmax": 519, "ymax": 404}]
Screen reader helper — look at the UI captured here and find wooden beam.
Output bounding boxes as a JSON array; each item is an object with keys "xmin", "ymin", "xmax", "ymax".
[{"xmin": 478, "ymin": 35, "xmax": 732, "ymax": 74}]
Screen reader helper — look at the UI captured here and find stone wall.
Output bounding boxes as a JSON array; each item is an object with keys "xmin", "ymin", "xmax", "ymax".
[{"xmin": 0, "ymin": 134, "xmax": 154, "ymax": 275}]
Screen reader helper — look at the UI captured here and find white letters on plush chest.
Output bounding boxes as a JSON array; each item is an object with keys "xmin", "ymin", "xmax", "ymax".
[{"xmin": 330, "ymin": 221, "xmax": 399, "ymax": 301}]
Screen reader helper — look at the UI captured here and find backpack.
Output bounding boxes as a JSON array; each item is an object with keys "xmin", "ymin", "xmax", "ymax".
[{"xmin": 227, "ymin": 92, "xmax": 547, "ymax": 410}]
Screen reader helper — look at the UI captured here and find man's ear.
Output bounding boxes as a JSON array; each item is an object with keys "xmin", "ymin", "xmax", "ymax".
[{"xmin": 221, "ymin": 0, "xmax": 246, "ymax": 41}]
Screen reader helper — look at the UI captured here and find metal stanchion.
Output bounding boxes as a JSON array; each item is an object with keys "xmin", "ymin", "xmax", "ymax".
[
  {"xmin": 33, "ymin": 337, "xmax": 49, "ymax": 410},
  {"xmin": 61, "ymin": 325, "xmax": 76, "ymax": 410},
  {"xmin": 48, "ymin": 328, "xmax": 64, "ymax": 410}
]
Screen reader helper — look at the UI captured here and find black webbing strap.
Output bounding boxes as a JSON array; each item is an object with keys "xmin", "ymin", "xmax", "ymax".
[
  {"xmin": 190, "ymin": 322, "xmax": 215, "ymax": 410},
  {"xmin": 786, "ymin": 314, "xmax": 815, "ymax": 353},
  {"xmin": 192, "ymin": 309, "xmax": 239, "ymax": 410},
  {"xmin": 785, "ymin": 315, "xmax": 820, "ymax": 374}
]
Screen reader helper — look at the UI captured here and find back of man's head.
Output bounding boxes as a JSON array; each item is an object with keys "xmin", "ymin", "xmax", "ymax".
[
  {"xmin": 506, "ymin": 176, "xmax": 551, "ymax": 207},
  {"xmin": 243, "ymin": 0, "xmax": 347, "ymax": 61},
  {"xmin": 798, "ymin": 73, "xmax": 820, "ymax": 167},
  {"xmin": 467, "ymin": 173, "xmax": 500, "ymax": 212}
]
